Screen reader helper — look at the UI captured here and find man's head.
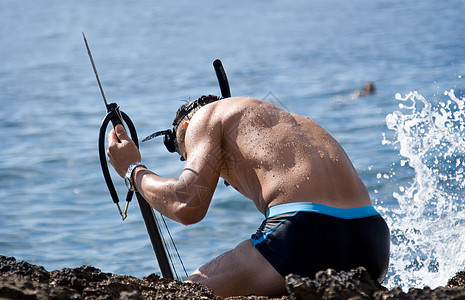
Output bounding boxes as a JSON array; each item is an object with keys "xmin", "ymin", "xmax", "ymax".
[
  {"xmin": 173, "ymin": 95, "xmax": 222, "ymax": 160},
  {"xmin": 142, "ymin": 95, "xmax": 222, "ymax": 160},
  {"xmin": 363, "ymin": 82, "xmax": 375, "ymax": 94},
  {"xmin": 173, "ymin": 95, "xmax": 221, "ymax": 128}
]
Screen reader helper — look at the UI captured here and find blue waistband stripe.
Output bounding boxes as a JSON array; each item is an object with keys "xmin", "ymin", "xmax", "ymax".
[{"xmin": 266, "ymin": 202, "xmax": 379, "ymax": 219}]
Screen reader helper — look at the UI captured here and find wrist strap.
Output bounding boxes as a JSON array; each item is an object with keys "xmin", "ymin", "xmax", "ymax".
[{"xmin": 126, "ymin": 162, "xmax": 146, "ymax": 191}]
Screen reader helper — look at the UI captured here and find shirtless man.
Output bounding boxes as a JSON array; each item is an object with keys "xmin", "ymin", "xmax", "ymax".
[{"xmin": 107, "ymin": 95, "xmax": 390, "ymax": 297}]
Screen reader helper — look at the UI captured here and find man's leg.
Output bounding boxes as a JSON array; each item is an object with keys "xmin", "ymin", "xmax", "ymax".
[{"xmin": 186, "ymin": 240, "xmax": 287, "ymax": 297}]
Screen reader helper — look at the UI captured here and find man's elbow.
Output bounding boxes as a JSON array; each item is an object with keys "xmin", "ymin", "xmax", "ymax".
[
  {"xmin": 173, "ymin": 187, "xmax": 213, "ymax": 225},
  {"xmin": 175, "ymin": 205, "xmax": 206, "ymax": 226}
]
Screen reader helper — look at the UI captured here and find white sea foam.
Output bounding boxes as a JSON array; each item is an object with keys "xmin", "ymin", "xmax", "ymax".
[{"xmin": 381, "ymin": 90, "xmax": 465, "ymax": 290}]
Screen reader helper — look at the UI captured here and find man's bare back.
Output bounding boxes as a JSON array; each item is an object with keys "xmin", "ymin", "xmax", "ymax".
[
  {"xmin": 107, "ymin": 95, "xmax": 389, "ymax": 297},
  {"xmin": 203, "ymin": 97, "xmax": 371, "ymax": 213}
]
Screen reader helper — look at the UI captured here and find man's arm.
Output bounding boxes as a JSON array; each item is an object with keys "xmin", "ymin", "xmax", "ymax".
[{"xmin": 109, "ymin": 107, "xmax": 223, "ymax": 225}]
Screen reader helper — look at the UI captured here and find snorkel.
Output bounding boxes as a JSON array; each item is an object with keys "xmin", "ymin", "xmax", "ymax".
[{"xmin": 142, "ymin": 59, "xmax": 231, "ymax": 161}]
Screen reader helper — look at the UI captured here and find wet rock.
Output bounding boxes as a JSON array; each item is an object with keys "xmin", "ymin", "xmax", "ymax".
[
  {"xmin": 286, "ymin": 266, "xmax": 465, "ymax": 300},
  {"xmin": 0, "ymin": 255, "xmax": 219, "ymax": 300},
  {"xmin": 3, "ymin": 255, "xmax": 465, "ymax": 299},
  {"xmin": 285, "ymin": 267, "xmax": 385, "ymax": 299},
  {"xmin": 448, "ymin": 271, "xmax": 465, "ymax": 288},
  {"xmin": 377, "ymin": 286, "xmax": 465, "ymax": 299},
  {"xmin": 0, "ymin": 255, "xmax": 50, "ymax": 283}
]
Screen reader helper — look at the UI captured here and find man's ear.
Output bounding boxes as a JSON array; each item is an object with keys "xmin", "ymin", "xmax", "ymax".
[{"xmin": 184, "ymin": 121, "xmax": 189, "ymax": 129}]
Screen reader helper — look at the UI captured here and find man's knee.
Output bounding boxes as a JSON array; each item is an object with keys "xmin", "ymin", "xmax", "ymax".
[
  {"xmin": 185, "ymin": 269, "xmax": 207, "ymax": 285},
  {"xmin": 184, "ymin": 240, "xmax": 286, "ymax": 297}
]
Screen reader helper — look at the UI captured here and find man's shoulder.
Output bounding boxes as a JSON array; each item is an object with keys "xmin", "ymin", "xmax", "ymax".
[
  {"xmin": 215, "ymin": 96, "xmax": 259, "ymax": 107},
  {"xmin": 193, "ymin": 96, "xmax": 291, "ymax": 128},
  {"xmin": 196, "ymin": 97, "xmax": 257, "ymax": 118},
  {"xmin": 212, "ymin": 97, "xmax": 275, "ymax": 113}
]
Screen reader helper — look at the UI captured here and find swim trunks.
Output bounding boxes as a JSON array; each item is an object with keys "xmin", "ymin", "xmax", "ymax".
[{"xmin": 251, "ymin": 202, "xmax": 390, "ymax": 283}]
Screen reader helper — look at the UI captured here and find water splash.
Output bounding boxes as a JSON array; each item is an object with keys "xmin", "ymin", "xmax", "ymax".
[{"xmin": 381, "ymin": 90, "xmax": 465, "ymax": 290}]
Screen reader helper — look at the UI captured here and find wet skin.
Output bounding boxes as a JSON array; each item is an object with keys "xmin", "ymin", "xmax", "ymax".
[{"xmin": 107, "ymin": 97, "xmax": 371, "ymax": 297}]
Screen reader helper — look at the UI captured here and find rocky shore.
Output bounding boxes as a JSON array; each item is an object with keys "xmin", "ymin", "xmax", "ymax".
[{"xmin": 2, "ymin": 255, "xmax": 465, "ymax": 299}]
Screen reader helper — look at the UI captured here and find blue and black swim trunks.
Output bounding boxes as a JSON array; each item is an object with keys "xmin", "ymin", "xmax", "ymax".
[{"xmin": 251, "ymin": 202, "xmax": 390, "ymax": 283}]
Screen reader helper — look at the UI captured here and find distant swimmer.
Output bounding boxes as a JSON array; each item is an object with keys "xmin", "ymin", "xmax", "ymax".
[
  {"xmin": 107, "ymin": 95, "xmax": 390, "ymax": 297},
  {"xmin": 355, "ymin": 81, "xmax": 376, "ymax": 98}
]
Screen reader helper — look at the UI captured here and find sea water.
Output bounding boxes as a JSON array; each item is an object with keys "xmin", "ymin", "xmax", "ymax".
[{"xmin": 1, "ymin": 0, "xmax": 465, "ymax": 292}]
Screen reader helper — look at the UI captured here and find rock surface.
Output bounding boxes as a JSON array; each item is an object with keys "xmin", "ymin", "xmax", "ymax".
[
  {"xmin": 0, "ymin": 256, "xmax": 218, "ymax": 300},
  {"xmin": 2, "ymin": 255, "xmax": 465, "ymax": 299},
  {"xmin": 286, "ymin": 267, "xmax": 465, "ymax": 300}
]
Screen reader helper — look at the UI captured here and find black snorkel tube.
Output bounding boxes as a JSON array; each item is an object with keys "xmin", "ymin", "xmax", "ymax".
[
  {"xmin": 213, "ymin": 59, "xmax": 231, "ymax": 98},
  {"xmin": 213, "ymin": 59, "xmax": 231, "ymax": 186},
  {"xmin": 83, "ymin": 33, "xmax": 174, "ymax": 279},
  {"xmin": 142, "ymin": 59, "xmax": 232, "ymax": 157}
]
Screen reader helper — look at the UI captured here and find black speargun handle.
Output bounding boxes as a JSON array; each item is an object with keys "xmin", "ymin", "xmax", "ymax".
[
  {"xmin": 106, "ymin": 102, "xmax": 124, "ymax": 126},
  {"xmin": 85, "ymin": 32, "xmax": 174, "ymax": 279},
  {"xmin": 98, "ymin": 108, "xmax": 174, "ymax": 279},
  {"xmin": 98, "ymin": 109, "xmax": 136, "ymax": 219}
]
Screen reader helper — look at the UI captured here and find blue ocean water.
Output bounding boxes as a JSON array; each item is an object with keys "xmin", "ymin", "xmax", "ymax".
[{"xmin": 1, "ymin": 0, "xmax": 465, "ymax": 290}]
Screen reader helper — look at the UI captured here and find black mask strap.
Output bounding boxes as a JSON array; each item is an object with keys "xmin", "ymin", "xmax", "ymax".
[
  {"xmin": 142, "ymin": 128, "xmax": 180, "ymax": 158},
  {"xmin": 142, "ymin": 129, "xmax": 172, "ymax": 143}
]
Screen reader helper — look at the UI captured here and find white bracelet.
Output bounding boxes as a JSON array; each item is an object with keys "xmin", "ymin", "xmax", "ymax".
[{"xmin": 124, "ymin": 162, "xmax": 146, "ymax": 192}]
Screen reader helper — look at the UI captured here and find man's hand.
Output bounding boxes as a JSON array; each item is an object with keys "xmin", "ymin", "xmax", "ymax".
[{"xmin": 107, "ymin": 124, "xmax": 142, "ymax": 178}]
